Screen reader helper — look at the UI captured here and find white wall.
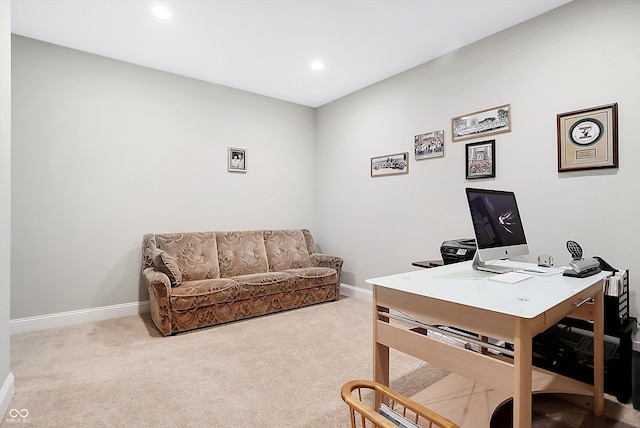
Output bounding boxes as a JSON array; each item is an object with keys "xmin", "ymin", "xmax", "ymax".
[
  {"xmin": 10, "ymin": 0, "xmax": 640, "ymax": 323},
  {"xmin": 11, "ymin": 36, "xmax": 317, "ymax": 319},
  {"xmin": 0, "ymin": 0, "xmax": 14, "ymax": 417},
  {"xmin": 316, "ymin": 0, "xmax": 640, "ymax": 317}
]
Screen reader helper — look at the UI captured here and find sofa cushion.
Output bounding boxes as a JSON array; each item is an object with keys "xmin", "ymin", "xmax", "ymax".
[
  {"xmin": 232, "ymin": 271, "xmax": 292, "ymax": 286},
  {"xmin": 153, "ymin": 250, "xmax": 182, "ymax": 286},
  {"xmin": 170, "ymin": 272, "xmax": 295, "ymax": 311},
  {"xmin": 170, "ymin": 278, "xmax": 241, "ymax": 311},
  {"xmin": 264, "ymin": 230, "xmax": 311, "ymax": 271},
  {"xmin": 155, "ymin": 232, "xmax": 220, "ymax": 281},
  {"xmin": 283, "ymin": 267, "xmax": 338, "ymax": 290},
  {"xmin": 217, "ymin": 231, "xmax": 269, "ymax": 277},
  {"xmin": 231, "ymin": 272, "xmax": 295, "ymax": 296}
]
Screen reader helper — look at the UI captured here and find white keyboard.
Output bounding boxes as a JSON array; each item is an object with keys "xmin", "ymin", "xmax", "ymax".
[{"xmin": 488, "ymin": 271, "xmax": 533, "ymax": 284}]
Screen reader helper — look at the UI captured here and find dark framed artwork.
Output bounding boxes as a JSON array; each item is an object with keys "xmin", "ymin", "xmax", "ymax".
[
  {"xmin": 465, "ymin": 140, "xmax": 495, "ymax": 179},
  {"xmin": 557, "ymin": 103, "xmax": 618, "ymax": 172},
  {"xmin": 452, "ymin": 104, "xmax": 511, "ymax": 142},
  {"xmin": 414, "ymin": 130, "xmax": 444, "ymax": 160},
  {"xmin": 228, "ymin": 147, "xmax": 246, "ymax": 173},
  {"xmin": 370, "ymin": 152, "xmax": 409, "ymax": 177}
]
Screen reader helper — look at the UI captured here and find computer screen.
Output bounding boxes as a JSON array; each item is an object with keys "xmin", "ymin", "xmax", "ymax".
[{"xmin": 465, "ymin": 187, "xmax": 529, "ymax": 272}]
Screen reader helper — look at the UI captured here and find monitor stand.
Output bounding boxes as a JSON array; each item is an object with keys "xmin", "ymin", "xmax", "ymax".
[{"xmin": 472, "ymin": 252, "xmax": 513, "ymax": 274}]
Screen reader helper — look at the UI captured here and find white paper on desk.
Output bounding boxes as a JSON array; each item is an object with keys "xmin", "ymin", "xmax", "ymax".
[{"xmin": 516, "ymin": 267, "xmax": 564, "ymax": 276}]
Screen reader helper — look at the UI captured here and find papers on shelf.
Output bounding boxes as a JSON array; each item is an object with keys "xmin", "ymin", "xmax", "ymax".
[{"xmin": 605, "ymin": 271, "xmax": 626, "ymax": 297}]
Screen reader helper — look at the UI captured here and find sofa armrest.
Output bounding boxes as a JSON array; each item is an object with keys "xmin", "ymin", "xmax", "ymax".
[
  {"xmin": 143, "ymin": 267, "xmax": 171, "ymax": 292},
  {"xmin": 143, "ymin": 267, "xmax": 173, "ymax": 335},
  {"xmin": 310, "ymin": 253, "xmax": 343, "ymax": 285}
]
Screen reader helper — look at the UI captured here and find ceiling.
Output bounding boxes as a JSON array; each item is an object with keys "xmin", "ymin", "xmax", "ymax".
[{"xmin": 11, "ymin": 0, "xmax": 572, "ymax": 107}]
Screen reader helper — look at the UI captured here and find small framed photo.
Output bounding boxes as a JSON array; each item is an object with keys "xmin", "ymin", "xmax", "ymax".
[
  {"xmin": 228, "ymin": 147, "xmax": 246, "ymax": 173},
  {"xmin": 557, "ymin": 103, "xmax": 618, "ymax": 172},
  {"xmin": 452, "ymin": 104, "xmax": 511, "ymax": 142},
  {"xmin": 465, "ymin": 140, "xmax": 495, "ymax": 179},
  {"xmin": 371, "ymin": 152, "xmax": 409, "ymax": 177},
  {"xmin": 414, "ymin": 130, "xmax": 444, "ymax": 160}
]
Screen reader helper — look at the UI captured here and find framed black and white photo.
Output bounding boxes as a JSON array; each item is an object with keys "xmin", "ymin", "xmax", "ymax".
[
  {"xmin": 228, "ymin": 147, "xmax": 246, "ymax": 173},
  {"xmin": 371, "ymin": 152, "xmax": 409, "ymax": 177},
  {"xmin": 557, "ymin": 103, "xmax": 618, "ymax": 172},
  {"xmin": 414, "ymin": 130, "xmax": 444, "ymax": 160},
  {"xmin": 452, "ymin": 104, "xmax": 511, "ymax": 142},
  {"xmin": 465, "ymin": 140, "xmax": 495, "ymax": 179}
]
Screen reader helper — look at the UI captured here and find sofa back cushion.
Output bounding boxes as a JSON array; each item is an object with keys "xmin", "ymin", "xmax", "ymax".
[
  {"xmin": 217, "ymin": 231, "xmax": 269, "ymax": 277},
  {"xmin": 264, "ymin": 230, "xmax": 311, "ymax": 271},
  {"xmin": 154, "ymin": 232, "xmax": 220, "ymax": 282},
  {"xmin": 142, "ymin": 234, "xmax": 157, "ymax": 270}
]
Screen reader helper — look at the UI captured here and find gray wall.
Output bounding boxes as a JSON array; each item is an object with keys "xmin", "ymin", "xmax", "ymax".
[
  {"xmin": 1, "ymin": 0, "xmax": 12, "ymax": 414},
  {"xmin": 10, "ymin": 0, "xmax": 640, "ymax": 322},
  {"xmin": 11, "ymin": 36, "xmax": 317, "ymax": 319},
  {"xmin": 316, "ymin": 0, "xmax": 640, "ymax": 316}
]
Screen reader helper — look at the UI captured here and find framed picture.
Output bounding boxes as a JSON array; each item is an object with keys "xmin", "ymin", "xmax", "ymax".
[
  {"xmin": 557, "ymin": 103, "xmax": 618, "ymax": 172},
  {"xmin": 452, "ymin": 104, "xmax": 511, "ymax": 142},
  {"xmin": 465, "ymin": 140, "xmax": 495, "ymax": 179},
  {"xmin": 371, "ymin": 152, "xmax": 409, "ymax": 177},
  {"xmin": 228, "ymin": 147, "xmax": 246, "ymax": 173},
  {"xmin": 414, "ymin": 130, "xmax": 444, "ymax": 160}
]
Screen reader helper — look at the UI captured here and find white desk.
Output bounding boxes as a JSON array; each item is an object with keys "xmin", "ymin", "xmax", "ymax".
[{"xmin": 367, "ymin": 260, "xmax": 609, "ymax": 428}]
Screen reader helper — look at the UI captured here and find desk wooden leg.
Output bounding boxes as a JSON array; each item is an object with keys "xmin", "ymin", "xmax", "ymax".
[
  {"xmin": 373, "ymin": 288, "xmax": 390, "ymax": 409},
  {"xmin": 514, "ymin": 318, "xmax": 532, "ymax": 428},
  {"xmin": 373, "ymin": 333, "xmax": 389, "ymax": 386},
  {"xmin": 593, "ymin": 289, "xmax": 605, "ymax": 416}
]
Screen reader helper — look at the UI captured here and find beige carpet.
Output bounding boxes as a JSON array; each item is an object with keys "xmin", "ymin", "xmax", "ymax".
[{"xmin": 3, "ymin": 297, "xmax": 639, "ymax": 427}]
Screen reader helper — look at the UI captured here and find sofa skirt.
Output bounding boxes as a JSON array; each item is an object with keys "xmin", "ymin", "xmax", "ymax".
[{"xmin": 167, "ymin": 284, "xmax": 339, "ymax": 335}]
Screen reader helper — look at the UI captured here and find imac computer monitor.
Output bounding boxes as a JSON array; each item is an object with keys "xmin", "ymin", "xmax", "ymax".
[{"xmin": 465, "ymin": 187, "xmax": 529, "ymax": 273}]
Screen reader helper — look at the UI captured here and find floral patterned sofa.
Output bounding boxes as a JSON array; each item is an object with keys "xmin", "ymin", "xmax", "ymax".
[{"xmin": 142, "ymin": 229, "xmax": 342, "ymax": 336}]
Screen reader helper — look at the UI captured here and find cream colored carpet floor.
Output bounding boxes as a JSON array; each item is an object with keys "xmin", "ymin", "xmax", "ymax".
[
  {"xmin": 4, "ymin": 297, "xmax": 639, "ymax": 427},
  {"xmin": 4, "ymin": 298, "xmax": 447, "ymax": 427}
]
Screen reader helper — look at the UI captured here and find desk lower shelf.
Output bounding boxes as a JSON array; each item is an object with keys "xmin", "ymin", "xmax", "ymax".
[
  {"xmin": 411, "ymin": 374, "xmax": 505, "ymax": 427},
  {"xmin": 411, "ymin": 371, "xmax": 596, "ymax": 427}
]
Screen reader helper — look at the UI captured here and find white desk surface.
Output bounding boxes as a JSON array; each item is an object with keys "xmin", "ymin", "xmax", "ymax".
[{"xmin": 366, "ymin": 260, "xmax": 610, "ymax": 319}]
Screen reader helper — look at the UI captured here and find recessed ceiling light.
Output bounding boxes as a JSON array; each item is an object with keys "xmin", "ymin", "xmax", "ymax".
[
  {"xmin": 152, "ymin": 5, "xmax": 172, "ymax": 20},
  {"xmin": 310, "ymin": 61, "xmax": 325, "ymax": 71}
]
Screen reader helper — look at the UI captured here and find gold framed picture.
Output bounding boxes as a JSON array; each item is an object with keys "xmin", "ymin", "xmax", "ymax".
[
  {"xmin": 370, "ymin": 152, "xmax": 408, "ymax": 177},
  {"xmin": 557, "ymin": 103, "xmax": 618, "ymax": 172},
  {"xmin": 452, "ymin": 104, "xmax": 511, "ymax": 142},
  {"xmin": 414, "ymin": 130, "xmax": 444, "ymax": 160}
]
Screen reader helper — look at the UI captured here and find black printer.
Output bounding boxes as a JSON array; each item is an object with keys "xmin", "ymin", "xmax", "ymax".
[{"xmin": 440, "ymin": 238, "xmax": 476, "ymax": 264}]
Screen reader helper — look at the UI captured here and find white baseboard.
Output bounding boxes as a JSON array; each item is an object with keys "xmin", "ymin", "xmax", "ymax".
[
  {"xmin": 0, "ymin": 372, "xmax": 15, "ymax": 422},
  {"xmin": 9, "ymin": 286, "xmax": 370, "ymax": 335},
  {"xmin": 10, "ymin": 301, "xmax": 151, "ymax": 335},
  {"xmin": 340, "ymin": 283, "xmax": 372, "ymax": 302}
]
